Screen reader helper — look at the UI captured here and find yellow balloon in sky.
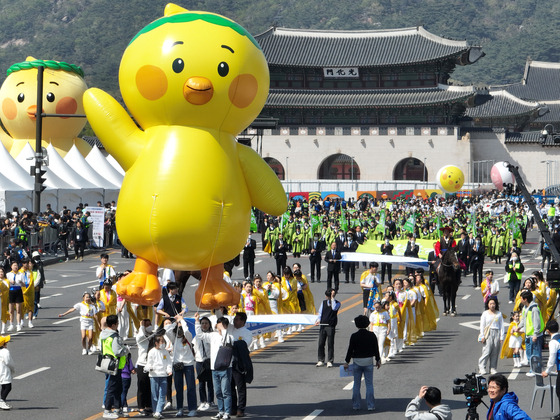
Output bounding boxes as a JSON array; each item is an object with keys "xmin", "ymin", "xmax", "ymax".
[{"xmin": 436, "ymin": 165, "xmax": 465, "ymax": 193}]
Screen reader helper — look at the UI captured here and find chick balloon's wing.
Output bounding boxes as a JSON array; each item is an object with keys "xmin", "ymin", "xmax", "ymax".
[
  {"xmin": 83, "ymin": 88, "xmax": 145, "ymax": 171},
  {"xmin": 237, "ymin": 143, "xmax": 287, "ymax": 216}
]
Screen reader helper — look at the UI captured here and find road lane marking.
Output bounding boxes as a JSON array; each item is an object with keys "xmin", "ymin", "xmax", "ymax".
[
  {"xmin": 343, "ymin": 377, "xmax": 364, "ymax": 390},
  {"xmin": 53, "ymin": 316, "xmax": 80, "ymax": 324},
  {"xmin": 459, "ymin": 321, "xmax": 480, "ymax": 331},
  {"xmin": 191, "ymin": 284, "xmax": 198, "ymax": 287},
  {"xmin": 41, "ymin": 293, "xmax": 62, "ymax": 300},
  {"xmin": 61, "ymin": 280, "xmax": 99, "ymax": 288},
  {"xmin": 14, "ymin": 366, "xmax": 50, "ymax": 380},
  {"xmin": 508, "ymin": 368, "xmax": 520, "ymax": 380},
  {"xmin": 462, "ymin": 295, "xmax": 471, "ymax": 300},
  {"xmin": 303, "ymin": 409, "xmax": 324, "ymax": 420},
  {"xmin": 255, "ymin": 260, "xmax": 262, "ymax": 264}
]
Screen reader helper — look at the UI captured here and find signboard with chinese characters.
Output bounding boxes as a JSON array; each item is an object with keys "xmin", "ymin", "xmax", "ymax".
[{"xmin": 323, "ymin": 67, "xmax": 360, "ymax": 78}]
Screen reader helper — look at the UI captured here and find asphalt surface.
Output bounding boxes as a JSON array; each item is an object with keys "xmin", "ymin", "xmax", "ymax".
[{"xmin": 3, "ymin": 229, "xmax": 558, "ymax": 420}]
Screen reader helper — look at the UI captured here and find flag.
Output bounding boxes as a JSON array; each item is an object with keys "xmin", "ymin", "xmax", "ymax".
[
  {"xmin": 508, "ymin": 214, "xmax": 520, "ymax": 237},
  {"xmin": 376, "ymin": 209, "xmax": 386, "ymax": 234},
  {"xmin": 280, "ymin": 211, "xmax": 290, "ymax": 231},
  {"xmin": 310, "ymin": 214, "xmax": 321, "ymax": 234},
  {"xmin": 339, "ymin": 209, "xmax": 348, "ymax": 232},
  {"xmin": 403, "ymin": 213, "xmax": 416, "ymax": 233},
  {"xmin": 250, "ymin": 210, "xmax": 258, "ymax": 232},
  {"xmin": 435, "ymin": 214, "xmax": 442, "ymax": 231}
]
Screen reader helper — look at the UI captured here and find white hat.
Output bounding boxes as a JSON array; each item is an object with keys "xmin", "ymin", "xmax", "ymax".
[{"xmin": 32, "ymin": 251, "xmax": 40, "ymax": 259}]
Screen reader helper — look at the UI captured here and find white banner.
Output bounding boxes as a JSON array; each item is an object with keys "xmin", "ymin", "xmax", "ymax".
[
  {"xmin": 340, "ymin": 252, "xmax": 430, "ymax": 269},
  {"xmin": 85, "ymin": 206, "xmax": 105, "ymax": 248}
]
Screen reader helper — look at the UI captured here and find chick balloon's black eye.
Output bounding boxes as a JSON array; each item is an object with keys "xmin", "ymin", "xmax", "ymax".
[
  {"xmin": 218, "ymin": 62, "xmax": 229, "ymax": 77},
  {"xmin": 46, "ymin": 92, "xmax": 55, "ymax": 102},
  {"xmin": 172, "ymin": 58, "xmax": 184, "ymax": 73},
  {"xmin": 17, "ymin": 93, "xmax": 24, "ymax": 103}
]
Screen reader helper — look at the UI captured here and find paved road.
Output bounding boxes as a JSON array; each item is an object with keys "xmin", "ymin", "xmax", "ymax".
[{"xmin": 3, "ymin": 229, "xmax": 557, "ymax": 419}]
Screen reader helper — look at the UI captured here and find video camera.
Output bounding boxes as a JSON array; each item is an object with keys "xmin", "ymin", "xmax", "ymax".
[{"xmin": 452, "ymin": 372, "xmax": 487, "ymax": 399}]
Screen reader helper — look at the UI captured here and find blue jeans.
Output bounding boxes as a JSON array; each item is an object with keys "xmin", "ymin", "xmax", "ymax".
[
  {"xmin": 150, "ymin": 376, "xmax": 168, "ymax": 414},
  {"xmin": 526, "ymin": 335, "xmax": 544, "ymax": 370},
  {"xmin": 174, "ymin": 365, "xmax": 197, "ymax": 411},
  {"xmin": 121, "ymin": 377, "xmax": 132, "ymax": 409},
  {"xmin": 352, "ymin": 363, "xmax": 375, "ymax": 410},
  {"xmin": 212, "ymin": 368, "xmax": 232, "ymax": 415}
]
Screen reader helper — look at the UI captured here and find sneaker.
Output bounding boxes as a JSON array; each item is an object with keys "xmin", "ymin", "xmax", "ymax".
[
  {"xmin": 490, "ymin": 368, "xmax": 497, "ymax": 374},
  {"xmin": 327, "ymin": 362, "xmax": 333, "ymax": 368},
  {"xmin": 163, "ymin": 402, "xmax": 173, "ymax": 411},
  {"xmin": 187, "ymin": 411, "xmax": 197, "ymax": 417},
  {"xmin": 16, "ymin": 325, "xmax": 21, "ymax": 332},
  {"xmin": 526, "ymin": 371, "xmax": 536, "ymax": 377},
  {"xmin": 222, "ymin": 415, "xmax": 231, "ymax": 420},
  {"xmin": 7, "ymin": 324, "xmax": 13, "ymax": 332},
  {"xmin": 28, "ymin": 321, "xmax": 34, "ymax": 328},
  {"xmin": 198, "ymin": 403, "xmax": 209, "ymax": 412},
  {"xmin": 479, "ymin": 370, "xmax": 487, "ymax": 375},
  {"xmin": 0, "ymin": 400, "xmax": 11, "ymax": 410},
  {"xmin": 210, "ymin": 414, "xmax": 223, "ymax": 420},
  {"xmin": 153, "ymin": 413, "xmax": 164, "ymax": 420},
  {"xmin": 117, "ymin": 410, "xmax": 129, "ymax": 418},
  {"xmin": 82, "ymin": 349, "xmax": 88, "ymax": 355},
  {"xmin": 278, "ymin": 336, "xmax": 284, "ymax": 343},
  {"xmin": 175, "ymin": 410, "xmax": 184, "ymax": 417},
  {"xmin": 316, "ymin": 361, "xmax": 324, "ymax": 367},
  {"xmin": 508, "ymin": 300, "xmax": 513, "ymax": 304},
  {"xmin": 122, "ymin": 407, "xmax": 129, "ymax": 413},
  {"xmin": 103, "ymin": 411, "xmax": 118, "ymax": 419}
]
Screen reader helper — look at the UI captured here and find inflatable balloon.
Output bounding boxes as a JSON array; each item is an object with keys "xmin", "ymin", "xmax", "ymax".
[
  {"xmin": 0, "ymin": 57, "xmax": 90, "ymax": 157},
  {"xmin": 490, "ymin": 161, "xmax": 515, "ymax": 191},
  {"xmin": 436, "ymin": 165, "xmax": 464, "ymax": 193},
  {"xmin": 84, "ymin": 4, "xmax": 287, "ymax": 308}
]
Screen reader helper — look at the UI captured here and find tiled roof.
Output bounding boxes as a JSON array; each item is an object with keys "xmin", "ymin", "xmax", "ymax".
[
  {"xmin": 504, "ymin": 61, "xmax": 560, "ymax": 101},
  {"xmin": 504, "ymin": 131, "xmax": 541, "ymax": 144},
  {"xmin": 265, "ymin": 85, "xmax": 479, "ymax": 108},
  {"xmin": 82, "ymin": 136, "xmax": 104, "ymax": 149},
  {"xmin": 533, "ymin": 102, "xmax": 560, "ymax": 123},
  {"xmin": 465, "ymin": 91, "xmax": 541, "ymax": 118},
  {"xmin": 255, "ymin": 26, "xmax": 484, "ymax": 68}
]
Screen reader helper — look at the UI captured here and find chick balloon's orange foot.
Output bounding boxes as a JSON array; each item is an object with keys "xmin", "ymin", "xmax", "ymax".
[
  {"xmin": 116, "ymin": 258, "xmax": 161, "ymax": 306},
  {"xmin": 195, "ymin": 264, "xmax": 240, "ymax": 309}
]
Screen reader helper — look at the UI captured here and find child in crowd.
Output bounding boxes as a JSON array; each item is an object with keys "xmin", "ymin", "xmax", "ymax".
[
  {"xmin": 0, "ymin": 335, "xmax": 15, "ymax": 410},
  {"xmin": 145, "ymin": 335, "xmax": 172, "ymax": 420}
]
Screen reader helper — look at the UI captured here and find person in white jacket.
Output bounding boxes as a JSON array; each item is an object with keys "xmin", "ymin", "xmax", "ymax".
[
  {"xmin": 194, "ymin": 312, "xmax": 234, "ymax": 420},
  {"xmin": 135, "ymin": 319, "xmax": 154, "ymax": 417},
  {"xmin": 0, "ymin": 335, "xmax": 15, "ymax": 410},
  {"xmin": 144, "ymin": 335, "xmax": 172, "ymax": 420},
  {"xmin": 192, "ymin": 316, "xmax": 214, "ymax": 411},
  {"xmin": 478, "ymin": 296, "xmax": 505, "ymax": 375},
  {"xmin": 169, "ymin": 315, "xmax": 197, "ymax": 417}
]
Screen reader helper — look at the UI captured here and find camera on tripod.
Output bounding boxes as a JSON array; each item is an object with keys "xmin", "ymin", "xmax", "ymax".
[{"xmin": 453, "ymin": 373, "xmax": 487, "ymax": 398}]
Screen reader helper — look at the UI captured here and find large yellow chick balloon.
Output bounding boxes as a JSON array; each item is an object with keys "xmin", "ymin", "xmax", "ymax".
[
  {"xmin": 436, "ymin": 165, "xmax": 465, "ymax": 193},
  {"xmin": 0, "ymin": 57, "xmax": 90, "ymax": 157},
  {"xmin": 84, "ymin": 4, "xmax": 287, "ymax": 308}
]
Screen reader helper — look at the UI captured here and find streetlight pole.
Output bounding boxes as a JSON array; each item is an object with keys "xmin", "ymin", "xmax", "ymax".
[
  {"xmin": 285, "ymin": 157, "xmax": 289, "ymax": 192},
  {"xmin": 351, "ymin": 156, "xmax": 354, "ymax": 192},
  {"xmin": 423, "ymin": 158, "xmax": 427, "ymax": 188}
]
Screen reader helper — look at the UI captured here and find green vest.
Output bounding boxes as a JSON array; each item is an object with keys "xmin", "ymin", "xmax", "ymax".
[
  {"xmin": 548, "ymin": 206, "xmax": 556, "ymax": 217},
  {"xmin": 524, "ymin": 304, "xmax": 544, "ymax": 336},
  {"xmin": 508, "ymin": 262, "xmax": 523, "ymax": 281},
  {"xmin": 102, "ymin": 335, "xmax": 126, "ymax": 369}
]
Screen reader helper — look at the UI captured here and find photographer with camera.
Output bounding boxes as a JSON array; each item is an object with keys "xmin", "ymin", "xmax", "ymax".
[
  {"xmin": 486, "ymin": 374, "xmax": 531, "ymax": 419},
  {"xmin": 405, "ymin": 386, "xmax": 451, "ymax": 420}
]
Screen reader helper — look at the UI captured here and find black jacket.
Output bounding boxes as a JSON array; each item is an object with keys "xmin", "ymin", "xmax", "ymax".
[
  {"xmin": 243, "ymin": 239, "xmax": 256, "ymax": 260},
  {"xmin": 232, "ymin": 340, "xmax": 253, "ymax": 384},
  {"xmin": 325, "ymin": 249, "xmax": 342, "ymax": 272},
  {"xmin": 345, "ymin": 329, "xmax": 380, "ymax": 363}
]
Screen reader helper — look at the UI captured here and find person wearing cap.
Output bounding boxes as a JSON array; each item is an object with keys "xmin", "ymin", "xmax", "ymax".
[
  {"xmin": 0, "ymin": 335, "xmax": 15, "ymax": 410},
  {"xmin": 434, "ymin": 226, "xmax": 456, "ymax": 259},
  {"xmin": 96, "ymin": 254, "xmax": 116, "ymax": 289},
  {"xmin": 58, "ymin": 291, "xmax": 99, "ymax": 355},
  {"xmin": 343, "ymin": 315, "xmax": 381, "ymax": 411}
]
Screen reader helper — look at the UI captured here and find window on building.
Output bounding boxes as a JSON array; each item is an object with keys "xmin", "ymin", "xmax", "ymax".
[
  {"xmin": 264, "ymin": 157, "xmax": 285, "ymax": 180},
  {"xmin": 318, "ymin": 154, "xmax": 360, "ymax": 180},
  {"xmin": 393, "ymin": 158, "xmax": 427, "ymax": 181}
]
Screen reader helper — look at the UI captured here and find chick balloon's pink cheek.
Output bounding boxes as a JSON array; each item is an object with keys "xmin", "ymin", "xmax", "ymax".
[
  {"xmin": 229, "ymin": 74, "xmax": 258, "ymax": 108},
  {"xmin": 136, "ymin": 65, "xmax": 168, "ymax": 100},
  {"xmin": 56, "ymin": 97, "xmax": 78, "ymax": 119},
  {"xmin": 2, "ymin": 98, "xmax": 17, "ymax": 120}
]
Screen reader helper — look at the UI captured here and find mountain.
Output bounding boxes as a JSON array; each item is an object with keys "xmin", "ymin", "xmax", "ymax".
[{"xmin": 0, "ymin": 0, "xmax": 558, "ymax": 99}]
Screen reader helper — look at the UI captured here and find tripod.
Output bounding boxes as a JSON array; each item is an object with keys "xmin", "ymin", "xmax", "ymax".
[{"xmin": 464, "ymin": 395, "xmax": 488, "ymax": 420}]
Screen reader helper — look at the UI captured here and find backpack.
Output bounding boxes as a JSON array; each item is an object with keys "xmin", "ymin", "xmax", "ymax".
[{"xmin": 555, "ymin": 336, "xmax": 560, "ymax": 369}]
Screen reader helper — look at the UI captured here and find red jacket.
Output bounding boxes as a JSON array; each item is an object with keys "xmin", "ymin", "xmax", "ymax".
[{"xmin": 434, "ymin": 238, "xmax": 456, "ymax": 257}]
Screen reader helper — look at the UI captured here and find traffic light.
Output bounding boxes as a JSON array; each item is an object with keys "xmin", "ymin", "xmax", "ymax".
[{"xmin": 34, "ymin": 168, "xmax": 47, "ymax": 192}]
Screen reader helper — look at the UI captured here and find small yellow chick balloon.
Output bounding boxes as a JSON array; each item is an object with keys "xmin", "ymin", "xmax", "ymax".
[
  {"xmin": 0, "ymin": 57, "xmax": 90, "ymax": 157},
  {"xmin": 84, "ymin": 4, "xmax": 287, "ymax": 309},
  {"xmin": 436, "ymin": 165, "xmax": 465, "ymax": 193}
]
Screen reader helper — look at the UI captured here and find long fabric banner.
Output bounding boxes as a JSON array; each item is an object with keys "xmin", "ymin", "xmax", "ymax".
[
  {"xmin": 356, "ymin": 239, "xmax": 435, "ymax": 259},
  {"xmin": 340, "ymin": 252, "xmax": 430, "ymax": 269}
]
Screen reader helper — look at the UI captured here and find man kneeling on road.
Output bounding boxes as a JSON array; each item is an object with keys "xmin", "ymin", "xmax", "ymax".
[{"xmin": 405, "ymin": 386, "xmax": 452, "ymax": 420}]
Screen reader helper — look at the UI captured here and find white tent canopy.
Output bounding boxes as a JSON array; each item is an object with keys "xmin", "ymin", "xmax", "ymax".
[
  {"xmin": 65, "ymin": 145, "xmax": 121, "ymax": 189},
  {"xmin": 86, "ymin": 146, "xmax": 124, "ymax": 187},
  {"xmin": 16, "ymin": 142, "xmax": 75, "ymax": 190},
  {"xmin": 106, "ymin": 154, "xmax": 125, "ymax": 176}
]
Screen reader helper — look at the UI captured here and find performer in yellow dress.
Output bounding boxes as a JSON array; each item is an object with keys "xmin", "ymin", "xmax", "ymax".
[
  {"xmin": 20, "ymin": 259, "xmax": 35, "ymax": 329},
  {"xmin": 500, "ymin": 311, "xmax": 524, "ymax": 367},
  {"xmin": 293, "ymin": 265, "xmax": 315, "ymax": 315},
  {"xmin": 281, "ymin": 267, "xmax": 300, "ymax": 314},
  {"xmin": 415, "ymin": 271, "xmax": 436, "ymax": 332},
  {"xmin": 99, "ymin": 279, "xmax": 117, "ymax": 317}
]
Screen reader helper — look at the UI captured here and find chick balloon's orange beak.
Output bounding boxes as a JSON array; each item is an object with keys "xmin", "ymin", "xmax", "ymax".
[
  {"xmin": 27, "ymin": 105, "xmax": 43, "ymax": 121},
  {"xmin": 184, "ymin": 77, "xmax": 213, "ymax": 105}
]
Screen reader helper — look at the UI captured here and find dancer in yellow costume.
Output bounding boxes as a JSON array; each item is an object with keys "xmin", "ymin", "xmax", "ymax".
[
  {"xmin": 403, "ymin": 277, "xmax": 419, "ymax": 345},
  {"xmin": 83, "ymin": 4, "xmax": 287, "ymax": 309},
  {"xmin": 281, "ymin": 267, "xmax": 300, "ymax": 314},
  {"xmin": 415, "ymin": 272, "xmax": 437, "ymax": 332},
  {"xmin": 293, "ymin": 263, "xmax": 315, "ymax": 315},
  {"xmin": 500, "ymin": 311, "xmax": 524, "ymax": 367},
  {"xmin": 20, "ymin": 260, "xmax": 34, "ymax": 329},
  {"xmin": 394, "ymin": 279, "xmax": 408, "ymax": 351}
]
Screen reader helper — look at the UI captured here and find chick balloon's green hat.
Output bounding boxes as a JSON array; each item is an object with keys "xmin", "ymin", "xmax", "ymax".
[
  {"xmin": 129, "ymin": 11, "xmax": 261, "ymax": 50},
  {"xmin": 7, "ymin": 59, "xmax": 84, "ymax": 78}
]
